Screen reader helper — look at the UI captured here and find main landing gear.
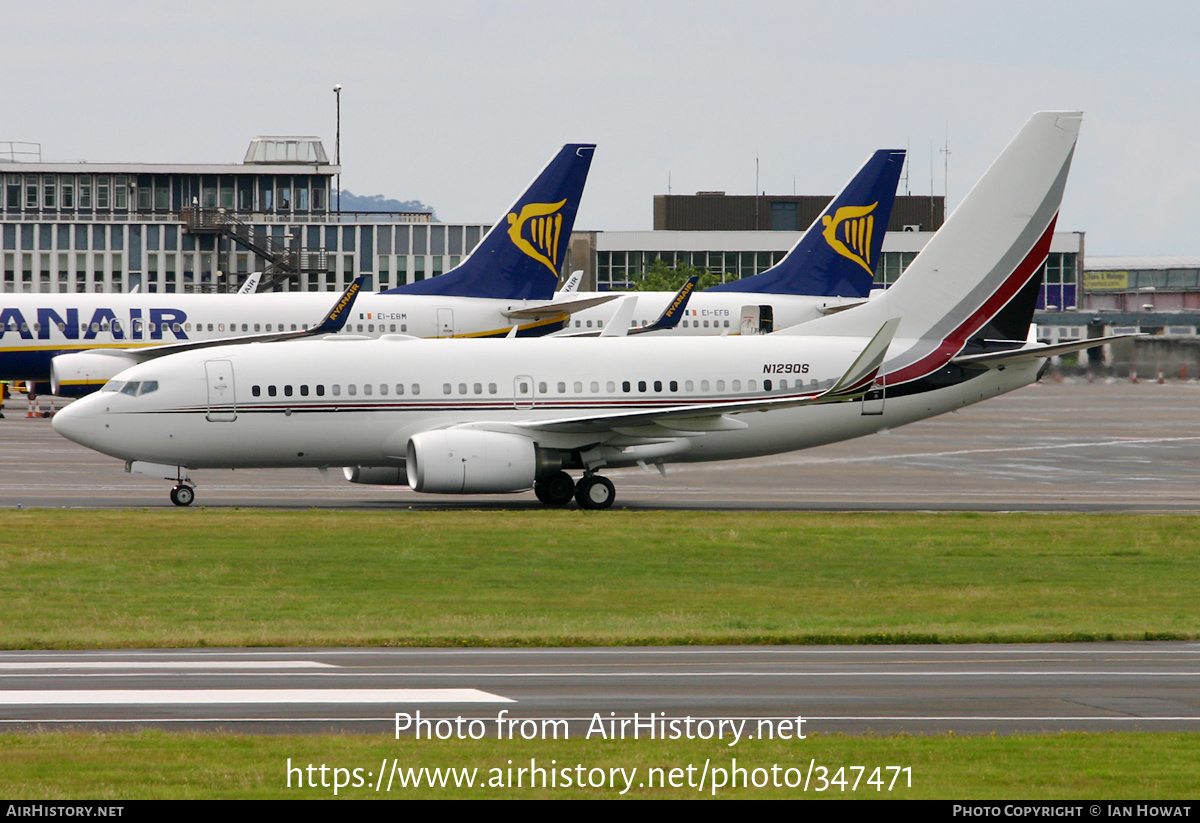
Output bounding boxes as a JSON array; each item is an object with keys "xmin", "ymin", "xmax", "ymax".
[
  {"xmin": 534, "ymin": 470, "xmax": 576, "ymax": 506},
  {"xmin": 534, "ymin": 470, "xmax": 615, "ymax": 510},
  {"xmin": 574, "ymin": 475, "xmax": 615, "ymax": 510},
  {"xmin": 169, "ymin": 484, "xmax": 196, "ymax": 507}
]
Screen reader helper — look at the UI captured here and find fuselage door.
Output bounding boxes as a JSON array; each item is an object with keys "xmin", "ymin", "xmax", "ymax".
[
  {"xmin": 204, "ymin": 359, "xmax": 237, "ymax": 422},
  {"xmin": 437, "ymin": 308, "xmax": 454, "ymax": 338},
  {"xmin": 739, "ymin": 305, "xmax": 774, "ymax": 335},
  {"xmin": 513, "ymin": 374, "xmax": 535, "ymax": 409},
  {"xmin": 861, "ymin": 374, "xmax": 885, "ymax": 415}
]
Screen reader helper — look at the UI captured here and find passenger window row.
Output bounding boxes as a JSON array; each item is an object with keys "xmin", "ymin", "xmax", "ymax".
[
  {"xmin": 351, "ymin": 323, "xmax": 406, "ymax": 333},
  {"xmin": 247, "ymin": 377, "xmax": 816, "ymax": 402},
  {"xmin": 442, "ymin": 383, "xmax": 500, "ymax": 395},
  {"xmin": 251, "ymin": 383, "xmax": 423, "ymax": 398},
  {"xmin": 528, "ymin": 378, "xmax": 810, "ymax": 395}
]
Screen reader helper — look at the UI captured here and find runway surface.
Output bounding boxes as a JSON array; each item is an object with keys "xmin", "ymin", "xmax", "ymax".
[
  {"xmin": 4, "ymin": 379, "xmax": 1200, "ymax": 512},
  {"xmin": 2, "ymin": 644, "xmax": 1198, "ymax": 735},
  {"xmin": 5, "ymin": 381, "xmax": 1199, "ymax": 740}
]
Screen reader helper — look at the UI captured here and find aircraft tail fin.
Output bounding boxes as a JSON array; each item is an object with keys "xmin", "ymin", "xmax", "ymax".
[
  {"xmin": 784, "ymin": 112, "xmax": 1081, "ymax": 387},
  {"xmin": 706, "ymin": 149, "xmax": 905, "ymax": 297},
  {"xmin": 383, "ymin": 144, "xmax": 596, "ymax": 301}
]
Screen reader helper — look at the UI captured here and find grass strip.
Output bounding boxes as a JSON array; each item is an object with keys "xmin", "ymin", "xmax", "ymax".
[
  {"xmin": 0, "ymin": 510, "xmax": 1196, "ymax": 648},
  {"xmin": 1, "ymin": 730, "xmax": 1196, "ymax": 799}
]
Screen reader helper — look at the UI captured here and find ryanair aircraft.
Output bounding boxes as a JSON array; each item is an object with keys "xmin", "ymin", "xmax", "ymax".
[
  {"xmin": 54, "ymin": 113, "xmax": 1117, "ymax": 509},
  {"xmin": 1, "ymin": 144, "xmax": 604, "ymax": 396},
  {"xmin": 555, "ymin": 149, "xmax": 907, "ymax": 336}
]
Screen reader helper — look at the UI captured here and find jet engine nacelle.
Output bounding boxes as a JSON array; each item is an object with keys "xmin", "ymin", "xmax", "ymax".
[
  {"xmin": 50, "ymin": 351, "xmax": 138, "ymax": 398},
  {"xmin": 406, "ymin": 430, "xmax": 537, "ymax": 494},
  {"xmin": 342, "ymin": 466, "xmax": 406, "ymax": 485}
]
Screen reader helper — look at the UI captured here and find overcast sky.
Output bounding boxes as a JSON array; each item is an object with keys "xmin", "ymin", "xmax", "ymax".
[{"xmin": 4, "ymin": 0, "xmax": 1199, "ymax": 256}]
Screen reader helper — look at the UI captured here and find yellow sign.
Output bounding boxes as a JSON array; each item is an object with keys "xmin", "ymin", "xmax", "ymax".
[
  {"xmin": 1082, "ymin": 271, "xmax": 1129, "ymax": 291},
  {"xmin": 821, "ymin": 202, "xmax": 878, "ymax": 275},
  {"xmin": 507, "ymin": 200, "xmax": 566, "ymax": 277}
]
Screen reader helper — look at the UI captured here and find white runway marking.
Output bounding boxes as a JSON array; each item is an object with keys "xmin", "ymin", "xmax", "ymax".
[
  {"xmin": 0, "ymin": 715, "xmax": 1195, "ymax": 727},
  {"xmin": 0, "ymin": 689, "xmax": 513, "ymax": 705},
  {"xmin": 0, "ymin": 661, "xmax": 336, "ymax": 670}
]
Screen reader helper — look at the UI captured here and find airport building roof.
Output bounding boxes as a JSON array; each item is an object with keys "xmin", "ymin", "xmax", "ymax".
[{"xmin": 1086, "ymin": 256, "xmax": 1200, "ymax": 271}]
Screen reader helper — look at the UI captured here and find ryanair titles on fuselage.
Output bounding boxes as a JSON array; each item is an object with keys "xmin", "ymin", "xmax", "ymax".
[{"xmin": 0, "ymin": 306, "xmax": 188, "ymax": 341}]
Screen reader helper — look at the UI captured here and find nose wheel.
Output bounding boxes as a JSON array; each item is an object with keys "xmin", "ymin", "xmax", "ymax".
[
  {"xmin": 574, "ymin": 475, "xmax": 615, "ymax": 510},
  {"xmin": 169, "ymin": 484, "xmax": 196, "ymax": 507}
]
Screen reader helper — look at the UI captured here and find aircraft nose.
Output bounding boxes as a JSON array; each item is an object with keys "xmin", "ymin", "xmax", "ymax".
[{"xmin": 51, "ymin": 398, "xmax": 98, "ymax": 448}]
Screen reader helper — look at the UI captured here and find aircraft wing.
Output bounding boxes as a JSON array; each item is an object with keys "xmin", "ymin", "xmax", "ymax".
[
  {"xmin": 111, "ymin": 277, "xmax": 365, "ymax": 363},
  {"xmin": 951, "ymin": 334, "xmax": 1139, "ymax": 369},
  {"xmin": 500, "ymin": 318, "xmax": 899, "ymax": 436}
]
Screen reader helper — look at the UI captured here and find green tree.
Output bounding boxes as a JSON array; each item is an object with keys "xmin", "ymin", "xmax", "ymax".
[{"xmin": 630, "ymin": 258, "xmax": 728, "ymax": 291}]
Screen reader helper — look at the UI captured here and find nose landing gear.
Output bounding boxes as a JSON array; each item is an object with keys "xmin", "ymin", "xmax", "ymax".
[{"xmin": 169, "ymin": 484, "xmax": 196, "ymax": 507}]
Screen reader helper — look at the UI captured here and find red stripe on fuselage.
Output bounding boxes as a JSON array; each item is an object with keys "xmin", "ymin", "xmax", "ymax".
[{"xmin": 885, "ymin": 214, "xmax": 1058, "ymax": 386}]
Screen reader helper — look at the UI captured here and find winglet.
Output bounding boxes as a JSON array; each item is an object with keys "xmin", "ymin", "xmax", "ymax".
[
  {"xmin": 598, "ymin": 296, "xmax": 638, "ymax": 337},
  {"xmin": 631, "ymin": 275, "xmax": 699, "ymax": 334},
  {"xmin": 237, "ymin": 272, "xmax": 263, "ymax": 295},
  {"xmin": 308, "ymin": 276, "xmax": 365, "ymax": 334},
  {"xmin": 117, "ymin": 276, "xmax": 367, "ymax": 363},
  {"xmin": 560, "ymin": 270, "xmax": 584, "ymax": 293},
  {"xmin": 825, "ymin": 317, "xmax": 900, "ymax": 397}
]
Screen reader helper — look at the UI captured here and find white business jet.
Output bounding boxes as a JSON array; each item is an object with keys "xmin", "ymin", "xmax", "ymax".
[
  {"xmin": 55, "ymin": 113, "xmax": 1111, "ymax": 510},
  {"xmin": 2, "ymin": 144, "xmax": 606, "ymax": 396}
]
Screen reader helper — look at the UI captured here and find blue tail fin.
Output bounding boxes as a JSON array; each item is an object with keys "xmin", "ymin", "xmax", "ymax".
[
  {"xmin": 383, "ymin": 144, "xmax": 596, "ymax": 300},
  {"xmin": 706, "ymin": 149, "xmax": 905, "ymax": 296}
]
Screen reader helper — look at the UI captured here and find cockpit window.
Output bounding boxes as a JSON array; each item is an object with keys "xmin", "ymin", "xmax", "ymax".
[{"xmin": 113, "ymin": 380, "xmax": 159, "ymax": 397}]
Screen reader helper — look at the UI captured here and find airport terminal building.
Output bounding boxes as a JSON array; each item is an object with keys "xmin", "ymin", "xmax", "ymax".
[
  {"xmin": 0, "ymin": 138, "xmax": 489, "ymax": 295},
  {"xmin": 1, "ymin": 136, "xmax": 1085, "ymax": 308},
  {"xmin": 0, "ymin": 136, "xmax": 1125, "ymax": 331}
]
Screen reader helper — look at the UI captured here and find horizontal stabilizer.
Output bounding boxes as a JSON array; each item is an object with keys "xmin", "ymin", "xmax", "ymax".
[
  {"xmin": 952, "ymin": 334, "xmax": 1140, "ymax": 368},
  {"xmin": 502, "ymin": 293, "xmax": 617, "ymax": 319}
]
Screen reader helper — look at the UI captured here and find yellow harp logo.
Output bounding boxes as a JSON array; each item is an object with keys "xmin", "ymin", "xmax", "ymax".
[
  {"xmin": 821, "ymin": 202, "xmax": 879, "ymax": 275},
  {"xmin": 507, "ymin": 199, "xmax": 566, "ymax": 277}
]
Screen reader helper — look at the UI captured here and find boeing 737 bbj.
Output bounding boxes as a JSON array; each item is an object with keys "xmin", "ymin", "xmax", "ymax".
[{"xmin": 54, "ymin": 113, "xmax": 1117, "ymax": 510}]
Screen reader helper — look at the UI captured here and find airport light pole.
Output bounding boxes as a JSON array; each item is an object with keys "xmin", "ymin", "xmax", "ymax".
[{"xmin": 333, "ymin": 84, "xmax": 342, "ymax": 214}]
